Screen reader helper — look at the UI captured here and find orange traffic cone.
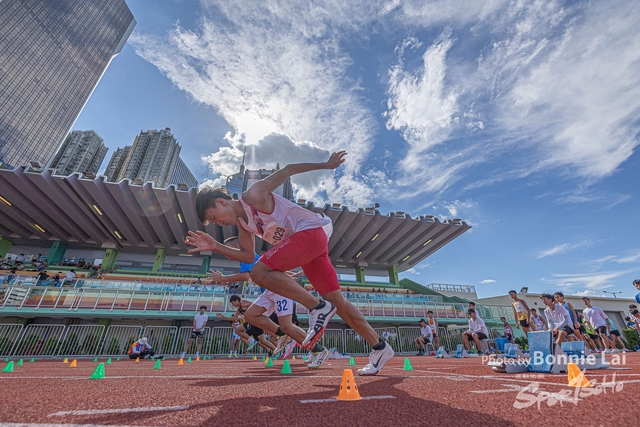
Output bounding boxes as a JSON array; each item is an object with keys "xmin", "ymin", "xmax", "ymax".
[
  {"xmin": 567, "ymin": 362, "xmax": 591, "ymax": 387},
  {"xmin": 178, "ymin": 358, "xmax": 184, "ymax": 365},
  {"xmin": 69, "ymin": 359, "xmax": 77, "ymax": 368},
  {"xmin": 196, "ymin": 357, "xmax": 200, "ymax": 361},
  {"xmin": 337, "ymin": 369, "xmax": 362, "ymax": 401},
  {"xmin": 135, "ymin": 357, "xmax": 140, "ymax": 363}
]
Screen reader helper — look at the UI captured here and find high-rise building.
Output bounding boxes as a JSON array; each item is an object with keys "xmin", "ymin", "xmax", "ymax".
[
  {"xmin": 49, "ymin": 130, "xmax": 108, "ymax": 176},
  {"xmin": 224, "ymin": 157, "xmax": 293, "ymax": 200},
  {"xmin": 170, "ymin": 157, "xmax": 198, "ymax": 190},
  {"xmin": 0, "ymin": 0, "xmax": 136, "ymax": 169},
  {"xmin": 107, "ymin": 128, "xmax": 198, "ymax": 189},
  {"xmin": 104, "ymin": 146, "xmax": 131, "ymax": 182}
]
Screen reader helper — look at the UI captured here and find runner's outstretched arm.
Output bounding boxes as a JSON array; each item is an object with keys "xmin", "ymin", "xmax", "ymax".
[{"xmin": 242, "ymin": 151, "xmax": 346, "ymax": 212}]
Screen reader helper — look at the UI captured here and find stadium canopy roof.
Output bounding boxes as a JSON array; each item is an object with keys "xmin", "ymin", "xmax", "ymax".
[{"xmin": 0, "ymin": 167, "xmax": 471, "ymax": 273}]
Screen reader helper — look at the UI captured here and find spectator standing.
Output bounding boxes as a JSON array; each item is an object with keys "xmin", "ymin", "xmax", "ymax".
[
  {"xmin": 64, "ymin": 270, "xmax": 76, "ymax": 286},
  {"xmin": 500, "ymin": 317, "xmax": 515, "ymax": 343},
  {"xmin": 509, "ymin": 290, "xmax": 531, "ymax": 335}
]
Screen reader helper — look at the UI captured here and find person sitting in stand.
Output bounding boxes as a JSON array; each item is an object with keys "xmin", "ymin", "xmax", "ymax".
[{"xmin": 128, "ymin": 337, "xmax": 161, "ymax": 359}]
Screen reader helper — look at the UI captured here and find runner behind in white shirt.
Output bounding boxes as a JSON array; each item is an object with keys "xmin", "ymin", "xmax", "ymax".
[
  {"xmin": 180, "ymin": 306, "xmax": 208, "ymax": 359},
  {"xmin": 530, "ymin": 308, "xmax": 548, "ymax": 332},
  {"xmin": 581, "ymin": 297, "xmax": 616, "ymax": 353},
  {"xmin": 462, "ymin": 309, "xmax": 489, "ymax": 354},
  {"xmin": 540, "ymin": 294, "xmax": 573, "ymax": 345}
]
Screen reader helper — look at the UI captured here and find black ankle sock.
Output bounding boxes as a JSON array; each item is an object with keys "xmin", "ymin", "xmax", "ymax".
[
  {"xmin": 312, "ymin": 343, "xmax": 324, "ymax": 353},
  {"xmin": 312, "ymin": 300, "xmax": 326, "ymax": 310},
  {"xmin": 373, "ymin": 339, "xmax": 386, "ymax": 351},
  {"xmin": 276, "ymin": 327, "xmax": 284, "ymax": 337}
]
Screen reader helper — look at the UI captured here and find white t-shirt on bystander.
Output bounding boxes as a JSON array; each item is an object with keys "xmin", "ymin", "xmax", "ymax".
[
  {"xmin": 420, "ymin": 325, "xmax": 433, "ymax": 339},
  {"xmin": 193, "ymin": 313, "xmax": 208, "ymax": 331},
  {"xmin": 544, "ymin": 304, "xmax": 571, "ymax": 329},
  {"xmin": 583, "ymin": 306, "xmax": 608, "ymax": 329},
  {"xmin": 468, "ymin": 317, "xmax": 488, "ymax": 336}
]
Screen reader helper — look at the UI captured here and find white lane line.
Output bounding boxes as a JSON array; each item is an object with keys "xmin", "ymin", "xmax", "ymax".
[
  {"xmin": 48, "ymin": 406, "xmax": 189, "ymax": 417},
  {"xmin": 300, "ymin": 396, "xmax": 396, "ymax": 404},
  {"xmin": 471, "ymin": 385, "xmax": 527, "ymax": 394}
]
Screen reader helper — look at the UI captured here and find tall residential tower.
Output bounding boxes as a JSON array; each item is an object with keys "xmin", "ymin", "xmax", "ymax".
[
  {"xmin": 106, "ymin": 128, "xmax": 198, "ymax": 189},
  {"xmin": 49, "ymin": 130, "xmax": 108, "ymax": 176},
  {"xmin": 0, "ymin": 0, "xmax": 136, "ymax": 169}
]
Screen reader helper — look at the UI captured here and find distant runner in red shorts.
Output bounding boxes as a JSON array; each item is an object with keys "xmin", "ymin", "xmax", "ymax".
[{"xmin": 185, "ymin": 151, "xmax": 394, "ymax": 375}]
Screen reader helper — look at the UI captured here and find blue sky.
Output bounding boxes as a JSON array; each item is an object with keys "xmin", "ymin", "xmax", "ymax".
[{"xmin": 73, "ymin": 0, "xmax": 640, "ymax": 299}]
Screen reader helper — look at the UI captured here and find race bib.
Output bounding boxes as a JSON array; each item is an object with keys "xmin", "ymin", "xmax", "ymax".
[{"xmin": 262, "ymin": 222, "xmax": 293, "ymax": 245}]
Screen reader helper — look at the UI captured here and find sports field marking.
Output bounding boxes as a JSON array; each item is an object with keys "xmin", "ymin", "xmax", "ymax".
[
  {"xmin": 470, "ymin": 384, "xmax": 528, "ymax": 394},
  {"xmin": 300, "ymin": 396, "xmax": 396, "ymax": 404},
  {"xmin": 48, "ymin": 406, "xmax": 189, "ymax": 417}
]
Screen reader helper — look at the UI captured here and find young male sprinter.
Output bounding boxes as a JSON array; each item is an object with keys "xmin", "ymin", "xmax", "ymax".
[
  {"xmin": 581, "ymin": 297, "xmax": 617, "ymax": 354},
  {"xmin": 462, "ymin": 309, "xmax": 489, "ymax": 354},
  {"xmin": 540, "ymin": 294, "xmax": 573, "ymax": 346},
  {"xmin": 508, "ymin": 290, "xmax": 531, "ymax": 335},
  {"xmin": 554, "ymin": 292, "xmax": 584, "ymax": 342},
  {"xmin": 180, "ymin": 305, "xmax": 208, "ymax": 359},
  {"xmin": 500, "ymin": 317, "xmax": 515, "ymax": 343},
  {"xmin": 530, "ymin": 308, "xmax": 548, "ymax": 332},
  {"xmin": 426, "ymin": 311, "xmax": 440, "ymax": 349},
  {"xmin": 216, "ymin": 295, "xmax": 275, "ymax": 353},
  {"xmin": 186, "ymin": 151, "xmax": 393, "ymax": 375}
]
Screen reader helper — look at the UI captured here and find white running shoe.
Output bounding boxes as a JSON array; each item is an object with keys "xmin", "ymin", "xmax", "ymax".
[
  {"xmin": 283, "ymin": 339, "xmax": 297, "ymax": 360},
  {"xmin": 303, "ymin": 301, "xmax": 337, "ymax": 348},
  {"xmin": 358, "ymin": 343, "xmax": 394, "ymax": 376},
  {"xmin": 180, "ymin": 351, "xmax": 186, "ymax": 359},
  {"xmin": 308, "ymin": 348, "xmax": 329, "ymax": 369},
  {"xmin": 273, "ymin": 335, "xmax": 289, "ymax": 356},
  {"xmin": 303, "ymin": 351, "xmax": 314, "ymax": 364}
]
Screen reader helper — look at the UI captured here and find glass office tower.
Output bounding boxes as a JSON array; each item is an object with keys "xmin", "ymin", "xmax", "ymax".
[{"xmin": 0, "ymin": 0, "xmax": 136, "ymax": 169}]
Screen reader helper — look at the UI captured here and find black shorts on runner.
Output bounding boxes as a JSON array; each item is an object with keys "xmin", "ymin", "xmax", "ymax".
[
  {"xmin": 245, "ymin": 324, "xmax": 264, "ymax": 340},
  {"xmin": 578, "ymin": 325, "xmax": 587, "ymax": 334},
  {"xmin": 610, "ymin": 330, "xmax": 621, "ymax": 337},
  {"xmin": 596, "ymin": 326, "xmax": 607, "ymax": 334},
  {"xmin": 476, "ymin": 332, "xmax": 488, "ymax": 340},
  {"xmin": 190, "ymin": 330, "xmax": 204, "ymax": 339},
  {"xmin": 519, "ymin": 319, "xmax": 530, "ymax": 327},
  {"xmin": 588, "ymin": 333, "xmax": 599, "ymax": 340},
  {"xmin": 559, "ymin": 325, "xmax": 574, "ymax": 335},
  {"xmin": 422, "ymin": 335, "xmax": 431, "ymax": 343}
]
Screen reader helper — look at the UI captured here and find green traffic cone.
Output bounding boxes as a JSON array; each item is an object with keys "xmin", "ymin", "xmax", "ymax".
[
  {"xmin": 261, "ymin": 356, "xmax": 266, "ymax": 362},
  {"xmin": 472, "ymin": 348, "xmax": 477, "ymax": 354},
  {"xmin": 3, "ymin": 357, "xmax": 8, "ymax": 362},
  {"xmin": 29, "ymin": 358, "xmax": 35, "ymax": 363},
  {"xmin": 280, "ymin": 360, "xmax": 292, "ymax": 374},
  {"xmin": 106, "ymin": 358, "xmax": 112, "ymax": 364},
  {"xmin": 187, "ymin": 357, "xmax": 192, "ymax": 363},
  {"xmin": 349, "ymin": 356, "xmax": 355, "ymax": 365},
  {"xmin": 116, "ymin": 357, "xmax": 121, "ymax": 361},
  {"xmin": 403, "ymin": 358, "xmax": 413, "ymax": 371},
  {"xmin": 17, "ymin": 359, "xmax": 23, "ymax": 366},
  {"xmin": 90, "ymin": 363, "xmax": 105, "ymax": 379},
  {"xmin": 153, "ymin": 359, "xmax": 161, "ymax": 370},
  {"xmin": 2, "ymin": 361, "xmax": 14, "ymax": 373},
  {"xmin": 265, "ymin": 357, "xmax": 273, "ymax": 367},
  {"xmin": 93, "ymin": 357, "xmax": 98, "ymax": 362}
]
